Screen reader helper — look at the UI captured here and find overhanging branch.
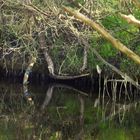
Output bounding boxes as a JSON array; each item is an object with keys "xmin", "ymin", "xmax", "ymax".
[
  {"xmin": 120, "ymin": 13, "xmax": 140, "ymax": 28},
  {"xmin": 62, "ymin": 6, "xmax": 140, "ymax": 65}
]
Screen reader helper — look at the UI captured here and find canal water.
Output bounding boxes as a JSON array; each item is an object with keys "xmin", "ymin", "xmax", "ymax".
[{"xmin": 0, "ymin": 78, "xmax": 140, "ymax": 140}]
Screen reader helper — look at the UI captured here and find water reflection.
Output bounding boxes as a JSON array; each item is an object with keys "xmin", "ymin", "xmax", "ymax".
[{"xmin": 0, "ymin": 80, "xmax": 140, "ymax": 140}]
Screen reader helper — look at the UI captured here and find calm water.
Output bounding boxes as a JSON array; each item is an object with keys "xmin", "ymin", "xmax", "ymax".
[{"xmin": 0, "ymin": 79, "xmax": 140, "ymax": 140}]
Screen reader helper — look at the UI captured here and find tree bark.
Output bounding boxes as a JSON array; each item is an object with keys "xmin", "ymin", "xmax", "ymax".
[{"xmin": 38, "ymin": 30, "xmax": 55, "ymax": 75}]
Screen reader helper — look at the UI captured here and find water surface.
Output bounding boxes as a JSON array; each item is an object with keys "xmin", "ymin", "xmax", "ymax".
[{"xmin": 0, "ymin": 80, "xmax": 140, "ymax": 140}]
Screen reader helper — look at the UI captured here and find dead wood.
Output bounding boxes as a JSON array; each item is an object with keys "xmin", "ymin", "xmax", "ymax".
[
  {"xmin": 62, "ymin": 6, "xmax": 140, "ymax": 65},
  {"xmin": 120, "ymin": 13, "xmax": 140, "ymax": 28}
]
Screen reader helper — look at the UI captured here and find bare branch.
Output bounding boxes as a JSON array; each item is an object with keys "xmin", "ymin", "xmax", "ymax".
[
  {"xmin": 23, "ymin": 56, "xmax": 36, "ymax": 85},
  {"xmin": 62, "ymin": 6, "xmax": 140, "ymax": 65},
  {"xmin": 38, "ymin": 30, "xmax": 55, "ymax": 75},
  {"xmin": 120, "ymin": 13, "xmax": 140, "ymax": 28},
  {"xmin": 38, "ymin": 28, "xmax": 90, "ymax": 79},
  {"xmin": 91, "ymin": 47, "xmax": 140, "ymax": 88}
]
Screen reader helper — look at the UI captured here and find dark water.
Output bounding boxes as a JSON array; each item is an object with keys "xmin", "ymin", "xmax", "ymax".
[{"xmin": 0, "ymin": 79, "xmax": 140, "ymax": 140}]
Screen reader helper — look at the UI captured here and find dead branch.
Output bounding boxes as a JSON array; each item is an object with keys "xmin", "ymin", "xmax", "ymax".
[
  {"xmin": 38, "ymin": 29, "xmax": 90, "ymax": 79},
  {"xmin": 23, "ymin": 56, "xmax": 36, "ymax": 85},
  {"xmin": 120, "ymin": 13, "xmax": 140, "ymax": 28},
  {"xmin": 41, "ymin": 85, "xmax": 54, "ymax": 110},
  {"xmin": 0, "ymin": 1, "xmax": 50, "ymax": 18},
  {"xmin": 79, "ymin": 38, "xmax": 140, "ymax": 88},
  {"xmin": 91, "ymin": 47, "xmax": 140, "ymax": 88},
  {"xmin": 62, "ymin": 6, "xmax": 140, "ymax": 65},
  {"xmin": 38, "ymin": 30, "xmax": 55, "ymax": 75},
  {"xmin": 80, "ymin": 46, "xmax": 88, "ymax": 72}
]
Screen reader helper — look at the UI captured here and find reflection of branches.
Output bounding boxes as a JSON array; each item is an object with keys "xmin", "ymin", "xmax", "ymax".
[
  {"xmin": 23, "ymin": 84, "xmax": 34, "ymax": 104},
  {"xmin": 75, "ymin": 96, "xmax": 84, "ymax": 140},
  {"xmin": 93, "ymin": 95, "xmax": 140, "ymax": 129},
  {"xmin": 108, "ymin": 101, "xmax": 139, "ymax": 121},
  {"xmin": 78, "ymin": 96, "xmax": 84, "ymax": 125},
  {"xmin": 41, "ymin": 85, "xmax": 54, "ymax": 110},
  {"xmin": 48, "ymin": 83, "xmax": 88, "ymax": 96},
  {"xmin": 40, "ymin": 83, "xmax": 89, "ymax": 115},
  {"xmin": 92, "ymin": 77, "xmax": 140, "ymax": 128},
  {"xmin": 23, "ymin": 56, "xmax": 36, "ymax": 103},
  {"xmin": 104, "ymin": 79, "xmax": 140, "ymax": 120}
]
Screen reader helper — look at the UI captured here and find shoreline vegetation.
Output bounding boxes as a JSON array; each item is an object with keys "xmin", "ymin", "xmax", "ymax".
[{"xmin": 1, "ymin": 0, "xmax": 140, "ymax": 88}]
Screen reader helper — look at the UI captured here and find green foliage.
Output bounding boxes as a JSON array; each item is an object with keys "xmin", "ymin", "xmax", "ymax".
[
  {"xmin": 87, "ymin": 47, "xmax": 96, "ymax": 70},
  {"xmin": 102, "ymin": 15, "xmax": 127, "ymax": 29},
  {"xmin": 102, "ymin": 14, "xmax": 139, "ymax": 45},
  {"xmin": 88, "ymin": 36, "xmax": 118, "ymax": 71},
  {"xmin": 120, "ymin": 58, "xmax": 140, "ymax": 76},
  {"xmin": 51, "ymin": 43, "xmax": 83, "ymax": 74},
  {"xmin": 99, "ymin": 42, "xmax": 117, "ymax": 59},
  {"xmin": 98, "ymin": 128, "xmax": 133, "ymax": 140}
]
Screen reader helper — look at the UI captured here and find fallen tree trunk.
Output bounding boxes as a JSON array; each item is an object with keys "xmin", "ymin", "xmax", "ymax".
[{"xmin": 62, "ymin": 6, "xmax": 140, "ymax": 65}]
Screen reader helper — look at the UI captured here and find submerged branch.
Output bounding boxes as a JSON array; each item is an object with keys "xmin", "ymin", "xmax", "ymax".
[
  {"xmin": 41, "ymin": 83, "xmax": 88, "ymax": 110},
  {"xmin": 62, "ymin": 6, "xmax": 140, "ymax": 65},
  {"xmin": 41, "ymin": 85, "xmax": 54, "ymax": 110}
]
